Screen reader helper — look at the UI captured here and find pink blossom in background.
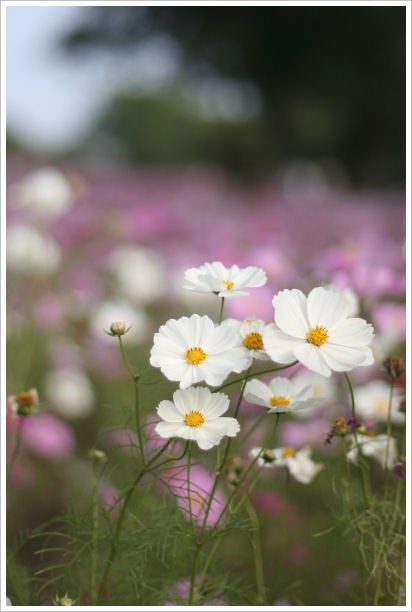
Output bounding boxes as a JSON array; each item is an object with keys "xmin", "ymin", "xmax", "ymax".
[
  {"xmin": 21, "ymin": 413, "xmax": 75, "ymax": 458},
  {"xmin": 98, "ymin": 481, "xmax": 120, "ymax": 516},
  {"xmin": 162, "ymin": 464, "xmax": 226, "ymax": 529},
  {"xmin": 34, "ymin": 293, "xmax": 65, "ymax": 329},
  {"xmin": 372, "ymin": 302, "xmax": 406, "ymax": 337},
  {"xmin": 6, "ymin": 457, "xmax": 35, "ymax": 489},
  {"xmin": 252, "ymin": 490, "xmax": 284, "ymax": 514},
  {"xmin": 286, "ymin": 543, "xmax": 309, "ymax": 565},
  {"xmin": 279, "ymin": 418, "xmax": 330, "ymax": 448}
]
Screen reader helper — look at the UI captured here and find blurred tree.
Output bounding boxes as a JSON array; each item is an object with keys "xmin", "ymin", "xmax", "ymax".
[{"xmin": 62, "ymin": 6, "xmax": 405, "ymax": 186}]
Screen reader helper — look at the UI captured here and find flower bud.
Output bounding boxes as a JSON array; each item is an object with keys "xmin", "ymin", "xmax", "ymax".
[
  {"xmin": 384, "ymin": 357, "xmax": 405, "ymax": 380},
  {"xmin": 262, "ymin": 449, "xmax": 276, "ymax": 463},
  {"xmin": 110, "ymin": 321, "xmax": 127, "ymax": 336},
  {"xmin": 88, "ymin": 448, "xmax": 107, "ymax": 462},
  {"xmin": 60, "ymin": 596, "xmax": 73, "ymax": 606},
  {"xmin": 16, "ymin": 388, "xmax": 39, "ymax": 416},
  {"xmin": 226, "ymin": 454, "xmax": 244, "ymax": 475}
]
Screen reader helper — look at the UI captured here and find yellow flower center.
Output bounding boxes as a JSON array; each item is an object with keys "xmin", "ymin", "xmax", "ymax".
[
  {"xmin": 270, "ymin": 396, "xmax": 290, "ymax": 407},
  {"xmin": 222, "ymin": 280, "xmax": 234, "ymax": 290},
  {"xmin": 17, "ymin": 391, "xmax": 35, "ymax": 407},
  {"xmin": 282, "ymin": 446, "xmax": 296, "ymax": 458},
  {"xmin": 307, "ymin": 326, "xmax": 328, "ymax": 346},
  {"xmin": 242, "ymin": 332, "xmax": 264, "ymax": 350},
  {"xmin": 184, "ymin": 411, "xmax": 205, "ymax": 427},
  {"xmin": 185, "ymin": 346, "xmax": 207, "ymax": 365}
]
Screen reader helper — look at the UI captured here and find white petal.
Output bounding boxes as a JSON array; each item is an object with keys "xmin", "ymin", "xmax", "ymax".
[
  {"xmin": 203, "ymin": 392, "xmax": 230, "ymax": 418},
  {"xmin": 273, "ymin": 289, "xmax": 309, "ymax": 338},
  {"xmin": 293, "ymin": 343, "xmax": 332, "ymax": 377},
  {"xmin": 320, "ymin": 343, "xmax": 367, "ymax": 372},
  {"xmin": 155, "ymin": 421, "xmax": 184, "ymax": 438},
  {"xmin": 157, "ymin": 400, "xmax": 184, "ymax": 422},
  {"xmin": 217, "ymin": 416, "xmax": 241, "ymax": 437},
  {"xmin": 244, "ymin": 379, "xmax": 272, "ymax": 406},
  {"xmin": 307, "ymin": 287, "xmax": 349, "ymax": 329},
  {"xmin": 328, "ymin": 317, "xmax": 374, "ymax": 348},
  {"xmin": 359, "ymin": 346, "xmax": 374, "ymax": 366},
  {"xmin": 268, "ymin": 377, "xmax": 294, "ymax": 398},
  {"xmin": 263, "ymin": 324, "xmax": 301, "ymax": 363}
]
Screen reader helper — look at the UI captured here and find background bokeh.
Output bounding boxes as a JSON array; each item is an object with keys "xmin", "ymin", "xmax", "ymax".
[{"xmin": 6, "ymin": 4, "xmax": 406, "ymax": 606}]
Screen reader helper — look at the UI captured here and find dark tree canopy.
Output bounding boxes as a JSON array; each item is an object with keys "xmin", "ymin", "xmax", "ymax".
[{"xmin": 62, "ymin": 6, "xmax": 405, "ymax": 186}]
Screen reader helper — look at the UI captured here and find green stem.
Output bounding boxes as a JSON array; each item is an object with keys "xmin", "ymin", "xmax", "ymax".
[
  {"xmin": 213, "ymin": 361, "xmax": 298, "ymax": 393},
  {"xmin": 218, "ymin": 297, "xmax": 225, "ymax": 325},
  {"xmin": 189, "ymin": 544, "xmax": 202, "ymax": 605},
  {"xmin": 118, "ymin": 336, "xmax": 145, "ymax": 466},
  {"xmin": 187, "ymin": 443, "xmax": 194, "ymax": 531},
  {"xmin": 6, "ymin": 564, "xmax": 25, "ymax": 606},
  {"xmin": 237, "ymin": 412, "xmax": 266, "ymax": 447},
  {"xmin": 344, "ymin": 372, "xmax": 369, "ymax": 507},
  {"xmin": 96, "ymin": 438, "xmax": 177, "ymax": 602},
  {"xmin": 6, "ymin": 419, "xmax": 24, "ymax": 484},
  {"xmin": 383, "ymin": 378, "xmax": 395, "ymax": 505},
  {"xmin": 343, "ymin": 439, "xmax": 368, "ymax": 605},
  {"xmin": 91, "ymin": 464, "xmax": 99, "ymax": 604},
  {"xmin": 245, "ymin": 496, "xmax": 267, "ymax": 605}
]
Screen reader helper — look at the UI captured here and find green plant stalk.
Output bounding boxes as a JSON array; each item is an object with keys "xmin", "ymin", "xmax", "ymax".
[
  {"xmin": 187, "ymin": 443, "xmax": 195, "ymax": 532},
  {"xmin": 91, "ymin": 464, "xmax": 99, "ymax": 604},
  {"xmin": 383, "ymin": 378, "xmax": 395, "ymax": 505},
  {"xmin": 213, "ymin": 361, "xmax": 298, "ymax": 393},
  {"xmin": 342, "ymin": 439, "xmax": 369, "ymax": 605},
  {"xmin": 245, "ymin": 496, "xmax": 267, "ymax": 605},
  {"xmin": 118, "ymin": 336, "xmax": 145, "ymax": 466},
  {"xmin": 218, "ymin": 296, "xmax": 225, "ymax": 324},
  {"xmin": 6, "ymin": 418, "xmax": 24, "ymax": 484},
  {"xmin": 344, "ymin": 372, "xmax": 370, "ymax": 507},
  {"xmin": 6, "ymin": 564, "xmax": 25, "ymax": 606},
  {"xmin": 96, "ymin": 439, "xmax": 186, "ymax": 603},
  {"xmin": 237, "ymin": 412, "xmax": 266, "ymax": 447}
]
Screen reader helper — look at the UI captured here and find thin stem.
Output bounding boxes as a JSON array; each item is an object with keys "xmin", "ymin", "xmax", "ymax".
[
  {"xmin": 218, "ymin": 297, "xmax": 225, "ymax": 325},
  {"xmin": 213, "ymin": 361, "xmax": 298, "ymax": 393},
  {"xmin": 6, "ymin": 419, "xmax": 24, "ymax": 484},
  {"xmin": 187, "ymin": 443, "xmax": 194, "ymax": 531},
  {"xmin": 383, "ymin": 378, "xmax": 395, "ymax": 505},
  {"xmin": 118, "ymin": 336, "xmax": 145, "ymax": 466},
  {"xmin": 96, "ymin": 437, "xmax": 176, "ymax": 602},
  {"xmin": 245, "ymin": 496, "xmax": 267, "ymax": 605},
  {"xmin": 237, "ymin": 412, "xmax": 266, "ymax": 447},
  {"xmin": 343, "ymin": 372, "xmax": 369, "ymax": 507},
  {"xmin": 189, "ymin": 544, "xmax": 201, "ymax": 605},
  {"xmin": 91, "ymin": 463, "xmax": 99, "ymax": 604}
]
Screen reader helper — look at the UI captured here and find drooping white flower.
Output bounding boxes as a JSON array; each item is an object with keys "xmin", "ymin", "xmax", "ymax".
[
  {"xmin": 108, "ymin": 246, "xmax": 168, "ymax": 304},
  {"xmin": 291, "ymin": 369, "xmax": 335, "ymax": 419},
  {"xmin": 354, "ymin": 380, "xmax": 405, "ymax": 424},
  {"xmin": 263, "ymin": 287, "xmax": 374, "ymax": 377},
  {"xmin": 90, "ymin": 299, "xmax": 150, "ymax": 345},
  {"xmin": 150, "ymin": 313, "xmax": 250, "ymax": 389},
  {"xmin": 347, "ymin": 434, "xmax": 397, "ymax": 469},
  {"xmin": 244, "ymin": 376, "xmax": 321, "ymax": 414},
  {"xmin": 11, "ymin": 167, "xmax": 73, "ymax": 219},
  {"xmin": 250, "ymin": 445, "xmax": 323, "ymax": 484},
  {"xmin": 183, "ymin": 261, "xmax": 267, "ymax": 299},
  {"xmin": 223, "ymin": 317, "xmax": 271, "ymax": 366},
  {"xmin": 155, "ymin": 386, "xmax": 240, "ymax": 450},
  {"xmin": 7, "ymin": 225, "xmax": 61, "ymax": 275},
  {"xmin": 44, "ymin": 368, "xmax": 94, "ymax": 419}
]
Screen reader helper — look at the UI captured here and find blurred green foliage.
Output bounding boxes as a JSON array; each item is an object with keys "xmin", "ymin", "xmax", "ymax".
[{"xmin": 60, "ymin": 5, "xmax": 405, "ymax": 186}]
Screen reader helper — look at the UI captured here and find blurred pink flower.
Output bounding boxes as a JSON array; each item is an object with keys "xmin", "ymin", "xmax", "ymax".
[
  {"xmin": 286, "ymin": 543, "xmax": 309, "ymax": 565},
  {"xmin": 164, "ymin": 576, "xmax": 226, "ymax": 606},
  {"xmin": 162, "ymin": 464, "xmax": 226, "ymax": 529},
  {"xmin": 372, "ymin": 302, "xmax": 406, "ymax": 337},
  {"xmin": 279, "ymin": 418, "xmax": 330, "ymax": 448},
  {"xmin": 98, "ymin": 481, "xmax": 120, "ymax": 516},
  {"xmin": 21, "ymin": 413, "xmax": 75, "ymax": 458},
  {"xmin": 252, "ymin": 490, "xmax": 284, "ymax": 513}
]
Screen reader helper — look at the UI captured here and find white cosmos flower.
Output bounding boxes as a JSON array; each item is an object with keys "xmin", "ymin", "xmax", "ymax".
[
  {"xmin": 44, "ymin": 367, "xmax": 94, "ymax": 419},
  {"xmin": 109, "ymin": 246, "xmax": 168, "ymax": 304},
  {"xmin": 263, "ymin": 287, "xmax": 374, "ymax": 377},
  {"xmin": 323, "ymin": 284, "xmax": 359, "ymax": 317},
  {"xmin": 354, "ymin": 380, "xmax": 405, "ymax": 424},
  {"xmin": 150, "ymin": 313, "xmax": 250, "ymax": 389},
  {"xmin": 347, "ymin": 434, "xmax": 397, "ymax": 469},
  {"xmin": 223, "ymin": 317, "xmax": 271, "ymax": 366},
  {"xmin": 250, "ymin": 445, "xmax": 323, "ymax": 484},
  {"xmin": 291, "ymin": 370, "xmax": 335, "ymax": 419},
  {"xmin": 11, "ymin": 167, "xmax": 73, "ymax": 219},
  {"xmin": 7, "ymin": 225, "xmax": 61, "ymax": 275},
  {"xmin": 183, "ymin": 261, "xmax": 267, "ymax": 299},
  {"xmin": 244, "ymin": 376, "xmax": 321, "ymax": 414},
  {"xmin": 155, "ymin": 386, "xmax": 240, "ymax": 450}
]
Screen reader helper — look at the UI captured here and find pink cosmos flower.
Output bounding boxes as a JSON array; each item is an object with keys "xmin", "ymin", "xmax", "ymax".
[{"xmin": 21, "ymin": 413, "xmax": 75, "ymax": 458}]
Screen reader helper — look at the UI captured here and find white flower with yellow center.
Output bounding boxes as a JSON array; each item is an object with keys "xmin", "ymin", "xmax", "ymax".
[
  {"xmin": 150, "ymin": 313, "xmax": 250, "ymax": 389},
  {"xmin": 250, "ymin": 446, "xmax": 323, "ymax": 484},
  {"xmin": 263, "ymin": 287, "xmax": 374, "ymax": 377},
  {"xmin": 183, "ymin": 261, "xmax": 267, "ymax": 299},
  {"xmin": 155, "ymin": 387, "xmax": 240, "ymax": 450},
  {"xmin": 291, "ymin": 370, "xmax": 335, "ymax": 419},
  {"xmin": 347, "ymin": 434, "xmax": 397, "ymax": 469},
  {"xmin": 354, "ymin": 380, "xmax": 405, "ymax": 424},
  {"xmin": 244, "ymin": 376, "xmax": 320, "ymax": 414}
]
